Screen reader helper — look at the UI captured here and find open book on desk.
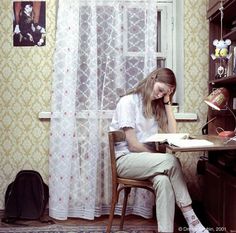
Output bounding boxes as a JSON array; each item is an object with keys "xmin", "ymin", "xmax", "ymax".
[
  {"xmin": 144, "ymin": 133, "xmax": 189, "ymax": 143},
  {"xmin": 144, "ymin": 133, "xmax": 214, "ymax": 148}
]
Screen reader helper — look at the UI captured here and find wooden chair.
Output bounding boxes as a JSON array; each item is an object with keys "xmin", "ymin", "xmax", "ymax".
[{"xmin": 106, "ymin": 130, "xmax": 155, "ymax": 233}]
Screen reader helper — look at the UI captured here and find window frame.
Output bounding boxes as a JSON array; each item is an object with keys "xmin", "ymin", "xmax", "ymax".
[
  {"xmin": 172, "ymin": 0, "xmax": 184, "ymax": 111},
  {"xmin": 121, "ymin": 0, "xmax": 184, "ymax": 109}
]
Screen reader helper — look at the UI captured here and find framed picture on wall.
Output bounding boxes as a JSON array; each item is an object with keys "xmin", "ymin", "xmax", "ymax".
[{"xmin": 13, "ymin": 1, "xmax": 46, "ymax": 47}]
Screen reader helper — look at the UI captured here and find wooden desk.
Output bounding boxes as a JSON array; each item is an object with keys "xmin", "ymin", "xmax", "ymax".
[
  {"xmin": 166, "ymin": 134, "xmax": 236, "ymax": 232},
  {"xmin": 165, "ymin": 135, "xmax": 236, "ymax": 153}
]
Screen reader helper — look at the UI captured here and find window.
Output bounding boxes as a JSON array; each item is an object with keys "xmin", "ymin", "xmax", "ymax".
[
  {"xmin": 123, "ymin": 2, "xmax": 172, "ymax": 67},
  {"xmin": 121, "ymin": 0, "xmax": 184, "ymax": 107},
  {"xmin": 77, "ymin": 0, "xmax": 184, "ymax": 112},
  {"xmin": 41, "ymin": 0, "xmax": 185, "ymax": 120}
]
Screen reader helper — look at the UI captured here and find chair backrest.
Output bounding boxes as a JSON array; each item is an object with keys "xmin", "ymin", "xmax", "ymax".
[{"xmin": 108, "ymin": 130, "xmax": 126, "ymax": 182}]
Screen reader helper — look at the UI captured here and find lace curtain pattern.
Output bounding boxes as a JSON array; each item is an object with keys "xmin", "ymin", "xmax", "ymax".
[{"xmin": 49, "ymin": 0, "xmax": 158, "ymax": 220}]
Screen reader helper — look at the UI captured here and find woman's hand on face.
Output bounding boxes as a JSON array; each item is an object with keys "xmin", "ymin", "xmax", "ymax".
[{"xmin": 163, "ymin": 88, "xmax": 174, "ymax": 103}]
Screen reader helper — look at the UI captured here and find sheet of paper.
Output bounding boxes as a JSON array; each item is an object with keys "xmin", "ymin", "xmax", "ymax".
[{"xmin": 168, "ymin": 139, "xmax": 214, "ymax": 148}]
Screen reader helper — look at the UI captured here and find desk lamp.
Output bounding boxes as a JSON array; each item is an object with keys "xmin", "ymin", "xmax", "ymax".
[{"xmin": 204, "ymin": 87, "xmax": 236, "ymax": 137}]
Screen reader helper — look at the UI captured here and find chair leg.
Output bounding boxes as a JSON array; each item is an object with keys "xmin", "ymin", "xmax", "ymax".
[
  {"xmin": 106, "ymin": 186, "xmax": 119, "ymax": 233},
  {"xmin": 119, "ymin": 187, "xmax": 131, "ymax": 230}
]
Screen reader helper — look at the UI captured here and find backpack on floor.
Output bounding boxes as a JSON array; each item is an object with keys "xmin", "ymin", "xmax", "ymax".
[{"xmin": 2, "ymin": 170, "xmax": 49, "ymax": 223}]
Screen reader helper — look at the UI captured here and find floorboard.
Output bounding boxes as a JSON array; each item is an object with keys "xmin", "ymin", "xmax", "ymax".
[{"xmin": 1, "ymin": 210, "xmax": 189, "ymax": 232}]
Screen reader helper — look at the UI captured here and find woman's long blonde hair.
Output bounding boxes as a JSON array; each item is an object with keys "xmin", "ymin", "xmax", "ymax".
[{"xmin": 124, "ymin": 68, "xmax": 176, "ymax": 131}]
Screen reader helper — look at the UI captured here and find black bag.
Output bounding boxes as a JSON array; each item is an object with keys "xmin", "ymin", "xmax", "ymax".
[{"xmin": 2, "ymin": 170, "xmax": 49, "ymax": 223}]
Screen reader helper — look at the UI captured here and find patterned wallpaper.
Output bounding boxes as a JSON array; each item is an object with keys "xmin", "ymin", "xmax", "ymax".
[
  {"xmin": 177, "ymin": 0, "xmax": 209, "ymax": 200},
  {"xmin": 0, "ymin": 0, "xmax": 209, "ymax": 209},
  {"xmin": 0, "ymin": 0, "xmax": 56, "ymax": 209}
]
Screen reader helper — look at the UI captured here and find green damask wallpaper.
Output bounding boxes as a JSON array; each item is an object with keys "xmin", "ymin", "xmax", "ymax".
[
  {"xmin": 177, "ymin": 0, "xmax": 209, "ymax": 200},
  {"xmin": 0, "ymin": 0, "xmax": 208, "ymax": 209},
  {"xmin": 0, "ymin": 0, "xmax": 56, "ymax": 209}
]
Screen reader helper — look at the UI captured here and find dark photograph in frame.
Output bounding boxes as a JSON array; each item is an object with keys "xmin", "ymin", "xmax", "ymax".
[
  {"xmin": 227, "ymin": 43, "xmax": 236, "ymax": 77},
  {"xmin": 13, "ymin": 1, "xmax": 46, "ymax": 47}
]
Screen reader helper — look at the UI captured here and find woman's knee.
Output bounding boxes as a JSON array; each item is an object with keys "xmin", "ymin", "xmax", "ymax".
[
  {"xmin": 152, "ymin": 174, "xmax": 172, "ymax": 191},
  {"xmin": 165, "ymin": 153, "xmax": 181, "ymax": 170}
]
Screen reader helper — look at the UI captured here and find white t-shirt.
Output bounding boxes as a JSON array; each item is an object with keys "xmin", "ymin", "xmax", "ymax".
[{"xmin": 110, "ymin": 93, "xmax": 158, "ymax": 157}]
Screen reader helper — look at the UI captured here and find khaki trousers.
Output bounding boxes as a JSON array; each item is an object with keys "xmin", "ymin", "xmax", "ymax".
[{"xmin": 116, "ymin": 152, "xmax": 192, "ymax": 233}]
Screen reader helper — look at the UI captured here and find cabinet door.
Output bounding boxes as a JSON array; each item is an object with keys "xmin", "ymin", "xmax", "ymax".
[
  {"xmin": 204, "ymin": 163, "xmax": 223, "ymax": 226},
  {"xmin": 224, "ymin": 173, "xmax": 236, "ymax": 233}
]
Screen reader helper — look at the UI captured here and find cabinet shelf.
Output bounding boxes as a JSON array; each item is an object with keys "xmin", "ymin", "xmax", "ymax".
[
  {"xmin": 223, "ymin": 30, "xmax": 236, "ymax": 41},
  {"xmin": 208, "ymin": 0, "xmax": 236, "ymax": 24},
  {"xmin": 209, "ymin": 75, "xmax": 236, "ymax": 85}
]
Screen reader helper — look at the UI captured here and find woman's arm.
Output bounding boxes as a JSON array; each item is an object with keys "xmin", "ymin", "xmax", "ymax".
[
  {"xmin": 164, "ymin": 91, "xmax": 177, "ymax": 133},
  {"xmin": 123, "ymin": 127, "xmax": 155, "ymax": 153}
]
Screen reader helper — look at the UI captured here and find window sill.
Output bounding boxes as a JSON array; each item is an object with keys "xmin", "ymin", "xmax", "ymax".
[
  {"xmin": 38, "ymin": 111, "xmax": 197, "ymax": 121},
  {"xmin": 174, "ymin": 112, "xmax": 197, "ymax": 121}
]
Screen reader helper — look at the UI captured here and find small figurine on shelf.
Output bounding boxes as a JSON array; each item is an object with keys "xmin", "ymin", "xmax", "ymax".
[
  {"xmin": 210, "ymin": 1, "xmax": 233, "ymax": 79},
  {"xmin": 211, "ymin": 39, "xmax": 232, "ymax": 79},
  {"xmin": 211, "ymin": 39, "xmax": 231, "ymax": 60}
]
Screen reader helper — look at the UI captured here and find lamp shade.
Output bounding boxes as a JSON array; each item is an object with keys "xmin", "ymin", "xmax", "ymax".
[{"xmin": 204, "ymin": 87, "xmax": 229, "ymax": 110}]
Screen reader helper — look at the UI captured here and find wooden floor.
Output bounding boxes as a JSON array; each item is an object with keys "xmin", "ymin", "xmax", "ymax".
[
  {"xmin": 50, "ymin": 214, "xmax": 158, "ymax": 228},
  {"xmin": 0, "ymin": 201, "xmax": 208, "ymax": 232},
  {"xmin": 0, "ymin": 210, "xmax": 188, "ymax": 232},
  {"xmin": 56, "ymin": 214, "xmax": 187, "ymax": 232}
]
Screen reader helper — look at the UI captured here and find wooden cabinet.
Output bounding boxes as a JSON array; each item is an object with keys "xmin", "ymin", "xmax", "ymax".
[
  {"xmin": 207, "ymin": 0, "xmax": 236, "ymax": 134},
  {"xmin": 204, "ymin": 162, "xmax": 236, "ymax": 233},
  {"xmin": 204, "ymin": 1, "xmax": 236, "ymax": 232},
  {"xmin": 224, "ymin": 173, "xmax": 236, "ymax": 232},
  {"xmin": 204, "ymin": 163, "xmax": 222, "ymax": 227},
  {"xmin": 207, "ymin": 0, "xmax": 225, "ymax": 19}
]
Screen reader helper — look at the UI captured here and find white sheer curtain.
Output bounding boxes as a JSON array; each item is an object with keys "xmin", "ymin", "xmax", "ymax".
[{"xmin": 49, "ymin": 0, "xmax": 158, "ymax": 220}]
